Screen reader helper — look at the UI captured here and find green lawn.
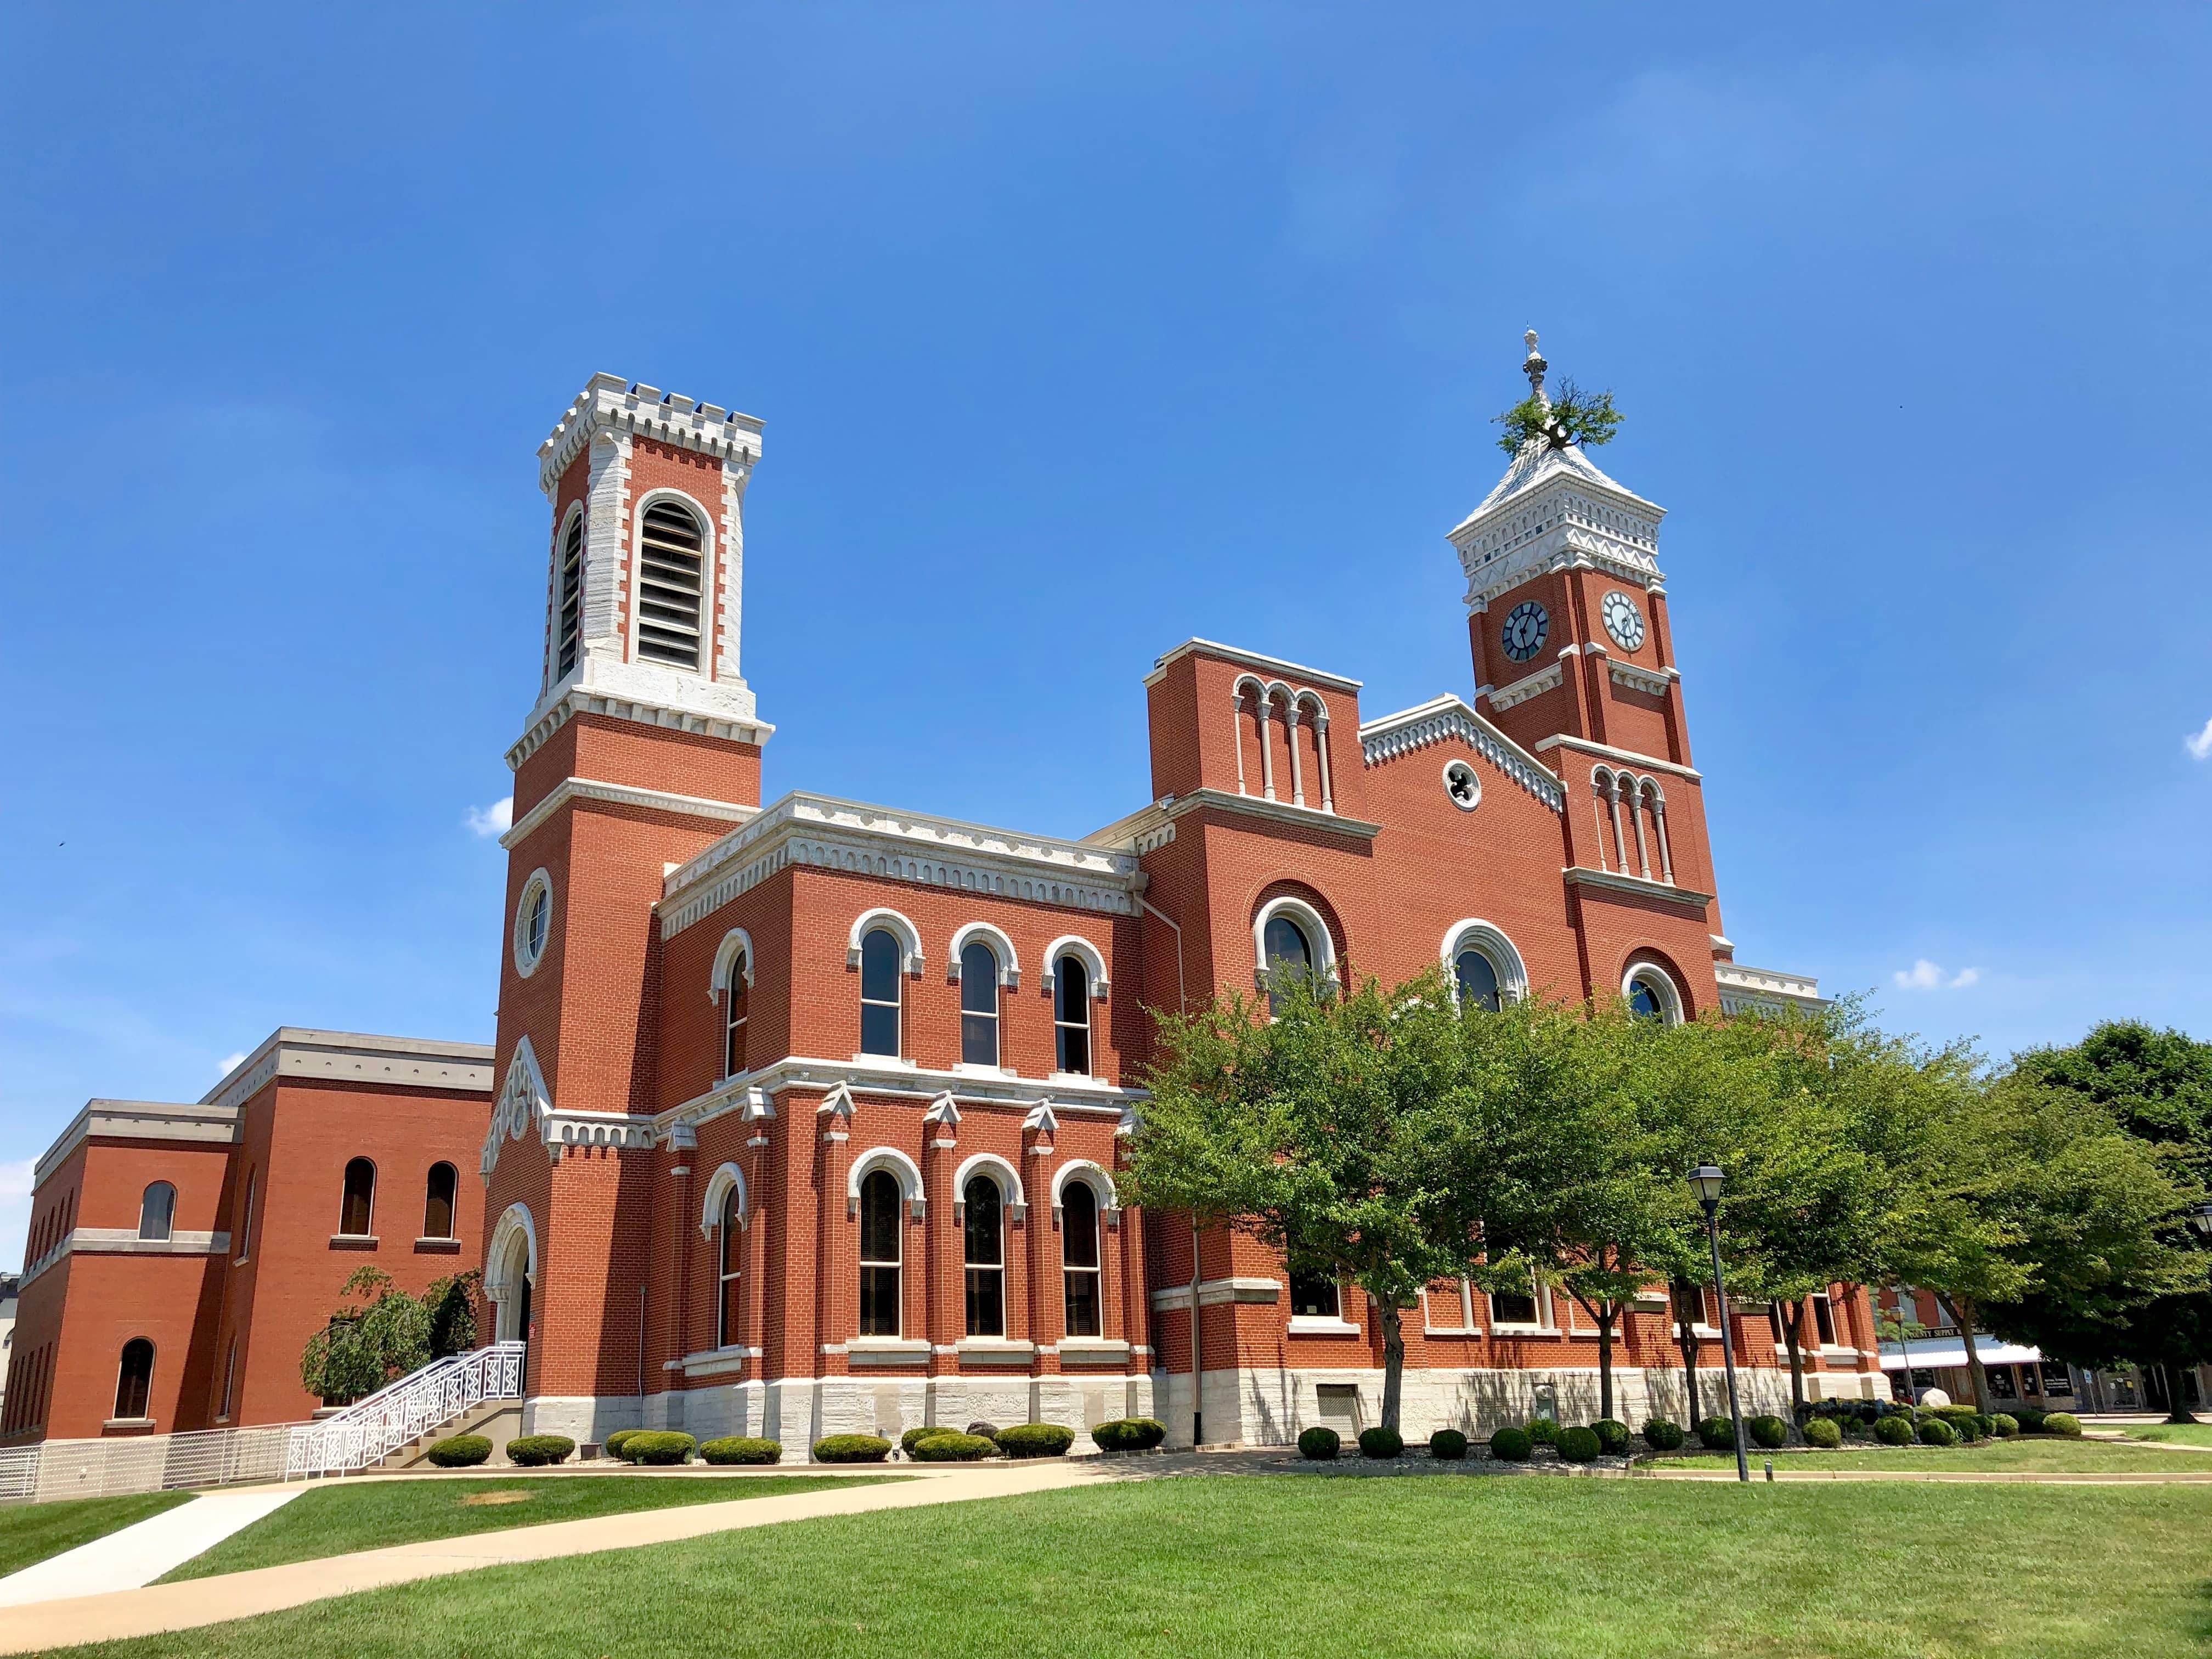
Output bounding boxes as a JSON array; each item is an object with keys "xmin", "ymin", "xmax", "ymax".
[
  {"xmin": 2123, "ymin": 1422, "xmax": 2212, "ymax": 1447},
  {"xmin": 74, "ymin": 1476, "xmax": 2212, "ymax": 1657},
  {"xmin": 0, "ymin": 1491, "xmax": 192, "ymax": 1579},
  {"xmin": 1647, "ymin": 1437, "xmax": 2212, "ymax": 1474},
  {"xmin": 158, "ymin": 1474, "xmax": 898, "ymax": 1582}
]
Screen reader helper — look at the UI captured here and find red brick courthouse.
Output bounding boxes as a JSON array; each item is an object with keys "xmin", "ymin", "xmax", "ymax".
[{"xmin": 7, "ymin": 344, "xmax": 1881, "ymax": 1455}]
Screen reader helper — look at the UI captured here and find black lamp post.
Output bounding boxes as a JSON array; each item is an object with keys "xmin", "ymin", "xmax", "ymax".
[{"xmin": 1689, "ymin": 1164, "xmax": 1750, "ymax": 1484}]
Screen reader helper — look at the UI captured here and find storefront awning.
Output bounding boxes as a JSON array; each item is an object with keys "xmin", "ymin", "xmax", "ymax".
[{"xmin": 1878, "ymin": 1342, "xmax": 2044, "ymax": 1370}]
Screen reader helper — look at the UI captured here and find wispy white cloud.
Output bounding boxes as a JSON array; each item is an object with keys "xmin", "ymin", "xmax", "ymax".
[
  {"xmin": 2186, "ymin": 716, "xmax": 2212, "ymax": 761},
  {"xmin": 0, "ymin": 1158, "xmax": 33, "ymax": 1273},
  {"xmin": 218, "ymin": 1052, "xmax": 247, "ymax": 1077},
  {"xmin": 1894, "ymin": 958, "xmax": 1980, "ymax": 991},
  {"xmin": 464, "ymin": 797, "xmax": 513, "ymax": 838}
]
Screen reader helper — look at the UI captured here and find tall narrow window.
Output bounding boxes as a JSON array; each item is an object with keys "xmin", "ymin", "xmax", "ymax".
[
  {"xmin": 857, "ymin": 1171, "xmax": 902, "ymax": 1336},
  {"xmin": 340, "ymin": 1158, "xmax": 376, "ymax": 1237},
  {"xmin": 1454, "ymin": 947, "xmax": 1501, "ymax": 1013},
  {"xmin": 422, "ymin": 1163, "xmax": 458, "ymax": 1240},
  {"xmin": 1054, "ymin": 956, "xmax": 1091, "ymax": 1075},
  {"xmin": 963, "ymin": 1177, "xmax": 1005, "ymax": 1338},
  {"xmin": 1492, "ymin": 1277, "xmax": 1543, "ymax": 1327},
  {"xmin": 960, "ymin": 941, "xmax": 1000, "ymax": 1066},
  {"xmin": 1812, "ymin": 1293, "xmax": 1837, "ymax": 1346},
  {"xmin": 724, "ymin": 949, "xmax": 749, "ymax": 1077},
  {"xmin": 1289, "ymin": 1272, "xmax": 1340, "ymax": 1319},
  {"xmin": 859, "ymin": 929, "xmax": 902, "ymax": 1057},
  {"xmin": 1263, "ymin": 915, "xmax": 1313, "ymax": 1014},
  {"xmin": 114, "ymin": 1338, "xmax": 155, "ymax": 1421},
  {"xmin": 718, "ymin": 1186, "xmax": 743, "ymax": 1349},
  {"xmin": 1062, "ymin": 1181, "xmax": 1102, "ymax": 1338},
  {"xmin": 137, "ymin": 1182, "xmax": 175, "ymax": 1243},
  {"xmin": 238, "ymin": 1168, "xmax": 256, "ymax": 1260},
  {"xmin": 635, "ymin": 500, "xmax": 705, "ymax": 669},
  {"xmin": 219, "ymin": 1337, "xmax": 238, "ymax": 1421},
  {"xmin": 554, "ymin": 509, "xmax": 584, "ymax": 679}
]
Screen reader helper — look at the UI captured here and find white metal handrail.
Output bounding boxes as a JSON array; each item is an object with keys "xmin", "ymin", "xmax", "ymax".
[{"xmin": 285, "ymin": 1341, "xmax": 526, "ymax": 1476}]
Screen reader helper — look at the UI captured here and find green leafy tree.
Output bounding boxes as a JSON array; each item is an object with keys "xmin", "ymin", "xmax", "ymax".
[
  {"xmin": 1123, "ymin": 966, "xmax": 1500, "ymax": 1434},
  {"xmin": 298, "ymin": 1267, "xmax": 481, "ymax": 1406},
  {"xmin": 1492, "ymin": 378, "xmax": 1623, "ymax": 455}
]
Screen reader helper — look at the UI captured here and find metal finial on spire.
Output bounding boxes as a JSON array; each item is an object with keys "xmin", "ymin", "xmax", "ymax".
[{"xmin": 1522, "ymin": 329, "xmax": 1548, "ymax": 408}]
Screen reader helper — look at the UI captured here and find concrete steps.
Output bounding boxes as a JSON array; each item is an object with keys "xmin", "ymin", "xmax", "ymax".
[{"xmin": 362, "ymin": 1398, "xmax": 526, "ymax": 1472}]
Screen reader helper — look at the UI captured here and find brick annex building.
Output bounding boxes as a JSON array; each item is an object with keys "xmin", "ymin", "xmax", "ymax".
[{"xmin": 7, "ymin": 344, "xmax": 1884, "ymax": 1455}]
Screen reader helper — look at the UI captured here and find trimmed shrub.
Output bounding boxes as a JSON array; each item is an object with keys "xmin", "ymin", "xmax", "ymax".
[
  {"xmin": 2044, "ymin": 1411, "xmax": 2083, "ymax": 1437},
  {"xmin": 1357, "ymin": 1426, "xmax": 1404, "ymax": 1460},
  {"xmin": 1802, "ymin": 1416, "xmax": 1843, "ymax": 1449},
  {"xmin": 1298, "ymin": 1426, "xmax": 1340, "ymax": 1460},
  {"xmin": 1092, "ymin": 1418, "xmax": 1168, "ymax": 1453},
  {"xmin": 911, "ymin": 1432, "xmax": 996, "ymax": 1462},
  {"xmin": 1917, "ymin": 1418, "xmax": 1958, "ymax": 1447},
  {"xmin": 1489, "ymin": 1426, "xmax": 1533, "ymax": 1462},
  {"xmin": 601, "ymin": 1429, "xmax": 640, "ymax": 1460},
  {"xmin": 1640, "ymin": 1418, "xmax": 1685, "ymax": 1451},
  {"xmin": 1874, "ymin": 1414, "xmax": 1916, "ymax": 1445},
  {"xmin": 995, "ymin": 1423, "xmax": 1076, "ymax": 1459},
  {"xmin": 1429, "ymin": 1429, "xmax": 1469, "ymax": 1461},
  {"xmin": 1590, "ymin": 1419, "xmax": 1630, "ymax": 1457},
  {"xmin": 505, "ymin": 1434, "xmax": 575, "ymax": 1467},
  {"xmin": 1557, "ymin": 1426, "xmax": 1601, "ymax": 1463},
  {"xmin": 1696, "ymin": 1417, "xmax": 1736, "ymax": 1451},
  {"xmin": 1747, "ymin": 1415, "xmax": 1789, "ymax": 1450},
  {"xmin": 900, "ymin": 1426, "xmax": 952, "ymax": 1454},
  {"xmin": 625, "ymin": 1431, "xmax": 696, "ymax": 1466},
  {"xmin": 1525, "ymin": 1417, "xmax": 1561, "ymax": 1447},
  {"xmin": 426, "ymin": 1434, "xmax": 490, "ymax": 1468},
  {"xmin": 2011, "ymin": 1406, "xmax": 2050, "ymax": 1433},
  {"xmin": 1990, "ymin": 1413, "xmax": 2020, "ymax": 1438},
  {"xmin": 812, "ymin": 1434, "xmax": 893, "ymax": 1463},
  {"xmin": 699, "ymin": 1436, "xmax": 782, "ymax": 1465}
]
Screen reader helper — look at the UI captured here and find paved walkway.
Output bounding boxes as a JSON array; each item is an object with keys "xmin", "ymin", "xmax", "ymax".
[
  {"xmin": 0, "ymin": 1460, "xmax": 1103, "ymax": 1655},
  {"xmin": 0, "ymin": 1490, "xmax": 301, "ymax": 1610}
]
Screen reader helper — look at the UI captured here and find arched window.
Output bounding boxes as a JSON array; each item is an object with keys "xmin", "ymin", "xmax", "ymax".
[
  {"xmin": 1626, "ymin": 964, "xmax": 1683, "ymax": 1025},
  {"xmin": 1289, "ymin": 1271, "xmax": 1340, "ymax": 1320},
  {"xmin": 635, "ymin": 499, "xmax": 705, "ymax": 669},
  {"xmin": 963, "ymin": 1176, "xmax": 1005, "ymax": 1338},
  {"xmin": 859, "ymin": 929, "xmax": 902, "ymax": 1057},
  {"xmin": 718, "ymin": 1184, "xmax": 743, "ymax": 1348},
  {"xmin": 554, "ymin": 507, "xmax": 584, "ymax": 680},
  {"xmin": 113, "ymin": 1338, "xmax": 154, "ymax": 1421},
  {"xmin": 1454, "ymin": 948, "xmax": 1502, "ymax": 1013},
  {"xmin": 857, "ymin": 1170, "xmax": 902, "ymax": 1336},
  {"xmin": 422, "ymin": 1163, "xmax": 458, "ymax": 1240},
  {"xmin": 1062, "ymin": 1180, "xmax": 1102, "ymax": 1338},
  {"xmin": 137, "ymin": 1181, "xmax": 175, "ymax": 1242},
  {"xmin": 959, "ymin": 940, "xmax": 1000, "ymax": 1066},
  {"xmin": 340, "ymin": 1158, "xmax": 376, "ymax": 1237},
  {"xmin": 1262, "ymin": 914, "xmax": 1314, "ymax": 1015},
  {"xmin": 724, "ymin": 947, "xmax": 749, "ymax": 1077},
  {"xmin": 1053, "ymin": 955, "xmax": 1091, "ymax": 1075}
]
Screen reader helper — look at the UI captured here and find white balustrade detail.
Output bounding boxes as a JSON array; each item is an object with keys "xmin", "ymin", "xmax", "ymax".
[{"xmin": 285, "ymin": 1342, "xmax": 526, "ymax": 1477}]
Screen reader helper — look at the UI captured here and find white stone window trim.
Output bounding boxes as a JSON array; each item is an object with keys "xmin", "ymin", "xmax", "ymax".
[
  {"xmin": 1622, "ymin": 957, "xmax": 1685, "ymax": 1025},
  {"xmin": 1038, "ymin": 934, "xmax": 1110, "ymax": 1000},
  {"xmin": 1049, "ymin": 1158, "xmax": 1118, "ymax": 1225},
  {"xmin": 1438, "ymin": 919, "xmax": 1530, "ymax": 1005},
  {"xmin": 952, "ymin": 1152, "xmax": 1026, "ymax": 1222},
  {"xmin": 848, "ymin": 1146, "xmax": 926, "ymax": 1221},
  {"xmin": 697, "ymin": 1161, "xmax": 747, "ymax": 1237},
  {"xmin": 1489, "ymin": 1272, "xmax": 1558, "ymax": 1334},
  {"xmin": 624, "ymin": 485, "xmax": 717, "ymax": 678},
  {"xmin": 512, "ymin": 869, "xmax": 553, "ymax": 978},
  {"xmin": 1442, "ymin": 757, "xmax": 1482, "ymax": 811},
  {"xmin": 847, "ymin": 908, "xmax": 923, "ymax": 975},
  {"xmin": 1287, "ymin": 1314, "xmax": 1363, "ymax": 1336},
  {"xmin": 1423, "ymin": 1277, "xmax": 1486, "ymax": 1336},
  {"xmin": 546, "ymin": 499, "xmax": 587, "ymax": 691},
  {"xmin": 1251, "ymin": 895, "xmax": 1338, "ymax": 994},
  {"xmin": 946, "ymin": 923, "xmax": 1020, "ymax": 988},
  {"xmin": 708, "ymin": 928, "xmax": 756, "ymax": 1002}
]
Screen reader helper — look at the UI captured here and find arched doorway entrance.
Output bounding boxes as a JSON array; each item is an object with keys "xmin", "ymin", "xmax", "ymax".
[{"xmin": 486, "ymin": 1203, "xmax": 538, "ymax": 1367}]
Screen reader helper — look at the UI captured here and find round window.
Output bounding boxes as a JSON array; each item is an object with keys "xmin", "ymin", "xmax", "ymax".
[
  {"xmin": 513, "ymin": 871, "xmax": 552, "ymax": 977},
  {"xmin": 1442, "ymin": 759, "xmax": 1481, "ymax": 811}
]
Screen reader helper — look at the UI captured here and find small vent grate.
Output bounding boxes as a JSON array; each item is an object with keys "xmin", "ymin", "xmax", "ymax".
[
  {"xmin": 636, "ymin": 501, "xmax": 704, "ymax": 669},
  {"xmin": 555, "ymin": 512, "xmax": 584, "ymax": 678}
]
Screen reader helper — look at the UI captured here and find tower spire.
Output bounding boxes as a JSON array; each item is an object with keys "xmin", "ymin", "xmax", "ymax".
[{"xmin": 1522, "ymin": 329, "xmax": 1549, "ymax": 409}]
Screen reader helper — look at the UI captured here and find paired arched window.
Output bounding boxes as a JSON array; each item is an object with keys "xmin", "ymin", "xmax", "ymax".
[
  {"xmin": 422, "ymin": 1163, "xmax": 458, "ymax": 1240},
  {"xmin": 1053, "ymin": 955, "xmax": 1091, "ymax": 1075},
  {"xmin": 1626, "ymin": 963, "xmax": 1684, "ymax": 1025},
  {"xmin": 857, "ymin": 1170, "xmax": 902, "ymax": 1336},
  {"xmin": 635, "ymin": 499, "xmax": 706, "ymax": 670},
  {"xmin": 113, "ymin": 1338, "xmax": 154, "ymax": 1421},
  {"xmin": 859, "ymin": 929, "xmax": 903, "ymax": 1057},
  {"xmin": 963, "ymin": 1176, "xmax": 1005, "ymax": 1338},
  {"xmin": 958, "ymin": 940, "xmax": 1001, "ymax": 1066},
  {"xmin": 724, "ymin": 946, "xmax": 749, "ymax": 1077},
  {"xmin": 554, "ymin": 507, "xmax": 584, "ymax": 680},
  {"xmin": 1062, "ymin": 1181, "xmax": 1102, "ymax": 1338},
  {"xmin": 718, "ymin": 1184, "xmax": 743, "ymax": 1348},
  {"xmin": 137, "ymin": 1182, "xmax": 175, "ymax": 1242},
  {"xmin": 1262, "ymin": 914, "xmax": 1315, "ymax": 1014},
  {"xmin": 340, "ymin": 1158, "xmax": 376, "ymax": 1236}
]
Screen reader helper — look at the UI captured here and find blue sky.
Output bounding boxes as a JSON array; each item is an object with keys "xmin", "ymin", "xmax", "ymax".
[{"xmin": 5, "ymin": 5, "xmax": 2210, "ymax": 1264}]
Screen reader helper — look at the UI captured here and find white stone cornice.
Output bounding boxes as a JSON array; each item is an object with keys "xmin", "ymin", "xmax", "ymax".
[
  {"xmin": 1153, "ymin": 787, "xmax": 1382, "ymax": 840},
  {"xmin": 1143, "ymin": 637, "xmax": 1361, "ymax": 693},
  {"xmin": 1483, "ymin": 659, "xmax": 1567, "ymax": 714},
  {"xmin": 1716, "ymin": 962, "xmax": 1830, "ymax": 1014},
  {"xmin": 506, "ymin": 672, "xmax": 773, "ymax": 774},
  {"xmin": 658, "ymin": 792, "xmax": 1146, "ymax": 941},
  {"xmin": 655, "ymin": 1054, "xmax": 1146, "ymax": 1141},
  {"xmin": 194, "ymin": 1030, "xmax": 492, "ymax": 1118},
  {"xmin": 1358, "ymin": 695, "xmax": 1564, "ymax": 811},
  {"xmin": 32, "ymin": 1101, "xmax": 242, "ymax": 1189},
  {"xmin": 1532, "ymin": 734, "xmax": 1702, "ymax": 782},
  {"xmin": 539, "ymin": 373, "xmax": 763, "ymax": 498},
  {"xmin": 1447, "ymin": 442, "xmax": 1666, "ymax": 615},
  {"xmin": 1562, "ymin": 866, "xmax": 1714, "ymax": 909},
  {"xmin": 1607, "ymin": 660, "xmax": 1678, "ymax": 698},
  {"xmin": 501, "ymin": 777, "xmax": 758, "ymax": 850}
]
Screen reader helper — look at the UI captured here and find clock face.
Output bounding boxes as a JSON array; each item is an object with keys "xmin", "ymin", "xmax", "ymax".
[
  {"xmin": 1602, "ymin": 591, "xmax": 1646, "ymax": 651},
  {"xmin": 1501, "ymin": 600, "xmax": 1549, "ymax": 663}
]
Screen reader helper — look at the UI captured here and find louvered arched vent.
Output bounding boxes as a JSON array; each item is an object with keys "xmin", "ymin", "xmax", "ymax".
[
  {"xmin": 636, "ymin": 500, "xmax": 706, "ymax": 669},
  {"xmin": 554, "ymin": 511, "xmax": 584, "ymax": 679}
]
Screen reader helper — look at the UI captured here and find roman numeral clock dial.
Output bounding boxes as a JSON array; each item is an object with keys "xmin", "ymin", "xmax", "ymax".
[
  {"xmin": 1501, "ymin": 600, "xmax": 1548, "ymax": 662},
  {"xmin": 1602, "ymin": 590, "xmax": 1646, "ymax": 652}
]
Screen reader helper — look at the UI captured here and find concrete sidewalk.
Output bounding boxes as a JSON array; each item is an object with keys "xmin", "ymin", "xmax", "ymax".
[
  {"xmin": 1648, "ymin": 1468, "xmax": 2212, "ymax": 1483},
  {"xmin": 0, "ymin": 1460, "xmax": 1104, "ymax": 1655},
  {"xmin": 0, "ymin": 1491, "xmax": 301, "ymax": 1610}
]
